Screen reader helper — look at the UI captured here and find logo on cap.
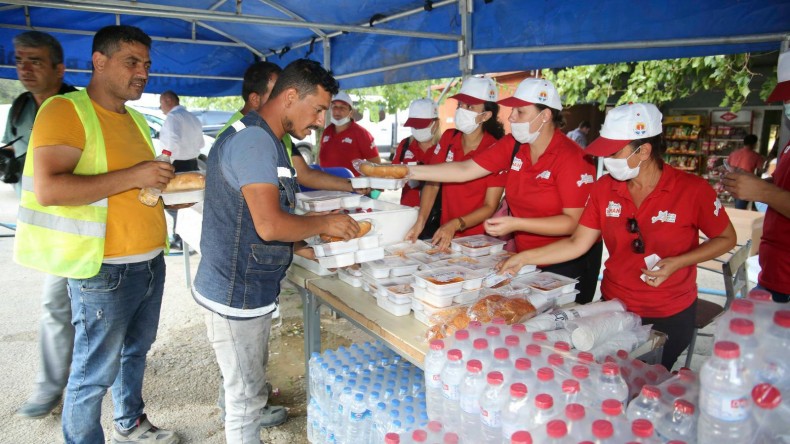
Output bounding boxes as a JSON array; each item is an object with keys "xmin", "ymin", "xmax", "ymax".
[
  {"xmin": 634, "ymin": 122, "xmax": 647, "ymax": 136},
  {"xmin": 488, "ymin": 88, "xmax": 497, "ymax": 101},
  {"xmin": 538, "ymin": 91, "xmax": 548, "ymax": 102}
]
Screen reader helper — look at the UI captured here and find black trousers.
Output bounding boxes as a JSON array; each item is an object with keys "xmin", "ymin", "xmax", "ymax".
[
  {"xmin": 641, "ymin": 300, "xmax": 697, "ymax": 370},
  {"xmin": 167, "ymin": 158, "xmax": 199, "ymax": 238},
  {"xmin": 542, "ymin": 241, "xmax": 603, "ymax": 305}
]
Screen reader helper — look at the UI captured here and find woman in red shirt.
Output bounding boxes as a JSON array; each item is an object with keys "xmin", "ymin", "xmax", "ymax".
[
  {"xmin": 406, "ymin": 77, "xmax": 505, "ymax": 247},
  {"xmin": 392, "ymin": 99, "xmax": 440, "ymax": 208},
  {"xmin": 499, "ymin": 103, "xmax": 737, "ymax": 370}
]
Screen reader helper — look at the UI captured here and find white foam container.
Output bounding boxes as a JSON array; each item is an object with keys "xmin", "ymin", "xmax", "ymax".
[
  {"xmin": 444, "ymin": 255, "xmax": 497, "ymax": 272},
  {"xmin": 384, "ymin": 282, "xmax": 414, "ymax": 304},
  {"xmin": 347, "ymin": 197, "xmax": 418, "ymax": 246},
  {"xmin": 375, "ymin": 276, "xmax": 413, "ymax": 298},
  {"xmin": 368, "ymin": 177, "xmax": 409, "ymax": 190},
  {"xmin": 362, "ymin": 256, "xmax": 421, "ymax": 279},
  {"xmin": 407, "ymin": 249, "xmax": 462, "ymax": 266},
  {"xmin": 454, "ymin": 288, "xmax": 482, "ymax": 304},
  {"xmin": 311, "ymin": 238, "xmax": 359, "ymax": 258},
  {"xmin": 340, "ymin": 194, "xmax": 363, "ymax": 208},
  {"xmin": 557, "ymin": 290, "xmax": 580, "ymax": 306},
  {"xmin": 376, "ymin": 295, "xmax": 411, "ymax": 316},
  {"xmin": 412, "ymin": 288, "xmax": 456, "ymax": 308},
  {"xmin": 413, "ymin": 266, "xmax": 480, "ymax": 296},
  {"xmin": 291, "ymin": 255, "xmax": 336, "ymax": 276},
  {"xmin": 384, "ymin": 240, "xmax": 432, "ymax": 256},
  {"xmin": 162, "ymin": 189, "xmax": 204, "ymax": 205},
  {"xmin": 317, "ymin": 251, "xmax": 356, "ymax": 269},
  {"xmin": 411, "ymin": 298, "xmax": 424, "ymax": 313},
  {"xmin": 358, "ymin": 233, "xmax": 381, "ymax": 250},
  {"xmin": 296, "ymin": 190, "xmax": 349, "ymax": 211},
  {"xmin": 521, "ymin": 271, "xmax": 579, "ymax": 296},
  {"xmin": 450, "ymin": 234, "xmax": 507, "ymax": 257},
  {"xmin": 349, "ymin": 176, "xmax": 370, "ymax": 189},
  {"xmin": 413, "ymin": 309, "xmax": 432, "ymax": 326},
  {"xmin": 355, "ymin": 246, "xmax": 385, "ymax": 263},
  {"xmin": 337, "ymin": 268, "xmax": 362, "ymax": 287}
]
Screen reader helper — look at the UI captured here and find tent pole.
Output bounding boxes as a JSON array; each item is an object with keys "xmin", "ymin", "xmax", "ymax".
[
  {"xmin": 333, "ymin": 53, "xmax": 458, "ymax": 80},
  {"xmin": 459, "ymin": 0, "xmax": 472, "ymax": 77},
  {"xmin": 323, "ymin": 39, "xmax": 331, "ymax": 71}
]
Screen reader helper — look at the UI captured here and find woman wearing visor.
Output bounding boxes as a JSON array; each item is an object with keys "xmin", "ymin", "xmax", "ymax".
[{"xmin": 498, "ymin": 103, "xmax": 736, "ymax": 370}]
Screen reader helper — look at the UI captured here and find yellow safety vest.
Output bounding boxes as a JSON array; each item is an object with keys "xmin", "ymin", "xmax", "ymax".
[{"xmin": 13, "ymin": 89, "xmax": 154, "ymax": 279}]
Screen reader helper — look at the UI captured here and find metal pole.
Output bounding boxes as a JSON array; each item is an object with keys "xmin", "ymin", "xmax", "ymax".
[
  {"xmin": 779, "ymin": 36, "xmax": 790, "ymax": 153},
  {"xmin": 333, "ymin": 53, "xmax": 458, "ymax": 80},
  {"xmin": 459, "ymin": 0, "xmax": 472, "ymax": 77}
]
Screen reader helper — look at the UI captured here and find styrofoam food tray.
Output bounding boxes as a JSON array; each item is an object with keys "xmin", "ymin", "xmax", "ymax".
[
  {"xmin": 355, "ymin": 246, "xmax": 385, "ymax": 263},
  {"xmin": 376, "ymin": 294, "xmax": 411, "ymax": 316},
  {"xmin": 337, "ymin": 268, "xmax": 362, "ymax": 287},
  {"xmin": 291, "ymin": 255, "xmax": 336, "ymax": 276},
  {"xmin": 384, "ymin": 240, "xmax": 432, "ymax": 256},
  {"xmin": 317, "ymin": 251, "xmax": 355, "ymax": 269},
  {"xmin": 358, "ymin": 233, "xmax": 380, "ymax": 250},
  {"xmin": 445, "ymin": 255, "xmax": 498, "ymax": 271},
  {"xmin": 522, "ymin": 272, "xmax": 579, "ymax": 296},
  {"xmin": 412, "ymin": 288, "xmax": 455, "ymax": 308},
  {"xmin": 362, "ymin": 256, "xmax": 421, "ymax": 279},
  {"xmin": 384, "ymin": 282, "xmax": 414, "ymax": 304},
  {"xmin": 557, "ymin": 290, "xmax": 580, "ymax": 307},
  {"xmin": 311, "ymin": 238, "xmax": 359, "ymax": 257},
  {"xmin": 162, "ymin": 189, "xmax": 204, "ymax": 205},
  {"xmin": 413, "ymin": 266, "xmax": 483, "ymax": 296},
  {"xmin": 296, "ymin": 190, "xmax": 357, "ymax": 211},
  {"xmin": 349, "ymin": 176, "xmax": 369, "ymax": 189},
  {"xmin": 369, "ymin": 177, "xmax": 409, "ymax": 190},
  {"xmin": 413, "ymin": 309, "xmax": 432, "ymax": 326},
  {"xmin": 407, "ymin": 249, "xmax": 461, "ymax": 266},
  {"xmin": 301, "ymin": 196, "xmax": 343, "ymax": 212},
  {"xmin": 454, "ymin": 287, "xmax": 482, "ymax": 304},
  {"xmin": 411, "ymin": 298, "xmax": 424, "ymax": 313},
  {"xmin": 413, "ymin": 297, "xmax": 451, "ymax": 315},
  {"xmin": 450, "ymin": 234, "xmax": 506, "ymax": 257},
  {"xmin": 375, "ymin": 276, "xmax": 413, "ymax": 299}
]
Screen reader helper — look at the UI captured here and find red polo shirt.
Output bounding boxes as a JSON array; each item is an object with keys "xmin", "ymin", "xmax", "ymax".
[
  {"xmin": 428, "ymin": 129, "xmax": 505, "ymax": 236},
  {"xmin": 727, "ymin": 147, "xmax": 764, "ymax": 173},
  {"xmin": 579, "ymin": 165, "xmax": 731, "ymax": 318},
  {"xmin": 318, "ymin": 121, "xmax": 379, "ymax": 176},
  {"xmin": 759, "ymin": 141, "xmax": 790, "ymax": 294},
  {"xmin": 474, "ymin": 130, "xmax": 596, "ymax": 251},
  {"xmin": 392, "ymin": 137, "xmax": 436, "ymax": 207}
]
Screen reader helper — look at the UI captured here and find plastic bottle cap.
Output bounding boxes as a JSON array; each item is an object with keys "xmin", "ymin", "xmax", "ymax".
[
  {"xmin": 572, "ymin": 365, "xmax": 590, "ymax": 379},
  {"xmin": 577, "ymin": 352, "xmax": 594, "ymax": 364},
  {"xmin": 455, "ymin": 329, "xmax": 470, "ymax": 340},
  {"xmin": 447, "ymin": 349, "xmax": 463, "ymax": 361},
  {"xmin": 621, "ymin": 367, "xmax": 632, "ymax": 379},
  {"xmin": 562, "ymin": 379, "xmax": 579, "ymax": 393},
  {"xmin": 554, "ymin": 341, "xmax": 571, "ymax": 352},
  {"xmin": 412, "ymin": 430, "xmax": 427, "ymax": 442},
  {"xmin": 384, "ymin": 432, "xmax": 400, "ymax": 444},
  {"xmin": 469, "ymin": 320, "xmax": 483, "ymax": 329},
  {"xmin": 601, "ymin": 399, "xmax": 622, "ymax": 416},
  {"xmin": 592, "ymin": 419, "xmax": 614, "ymax": 438},
  {"xmin": 752, "ymin": 383, "xmax": 782, "ymax": 409},
  {"xmin": 678, "ymin": 368, "xmax": 696, "ymax": 382},
  {"xmin": 467, "ymin": 359, "xmax": 483, "ymax": 373},
  {"xmin": 641, "ymin": 385, "xmax": 661, "ymax": 399},
  {"xmin": 674, "ymin": 399, "xmax": 695, "ymax": 415},
  {"xmin": 473, "ymin": 338, "xmax": 489, "ymax": 350},
  {"xmin": 443, "ymin": 432, "xmax": 459, "ymax": 444},
  {"xmin": 510, "ymin": 382, "xmax": 528, "ymax": 397},
  {"xmin": 430, "ymin": 339, "xmax": 445, "ymax": 351},
  {"xmin": 162, "ymin": 149, "xmax": 172, "ymax": 156},
  {"xmin": 532, "ymin": 332, "xmax": 548, "ymax": 342},
  {"xmin": 510, "ymin": 431, "xmax": 533, "ymax": 444},
  {"xmin": 604, "ymin": 355, "xmax": 617, "ymax": 364},
  {"xmin": 427, "ymin": 420, "xmax": 443, "ymax": 432},
  {"xmin": 631, "ymin": 419, "xmax": 654, "ymax": 437},
  {"xmin": 546, "ymin": 419, "xmax": 567, "ymax": 438},
  {"xmin": 731, "ymin": 298, "xmax": 754, "ymax": 314},
  {"xmin": 713, "ymin": 340, "xmax": 740, "ymax": 359},
  {"xmin": 486, "ymin": 326, "xmax": 501, "ymax": 337},
  {"xmin": 495, "ymin": 348, "xmax": 510, "ymax": 360},
  {"xmin": 537, "ymin": 367, "xmax": 554, "ymax": 381},
  {"xmin": 729, "ymin": 318, "xmax": 755, "ymax": 335},
  {"xmin": 511, "ymin": 323, "xmax": 527, "ymax": 334},
  {"xmin": 515, "ymin": 358, "xmax": 531, "ymax": 371},
  {"xmin": 505, "ymin": 335, "xmax": 520, "ymax": 347},
  {"xmin": 748, "ymin": 288, "xmax": 773, "ymax": 301},
  {"xmin": 616, "ymin": 349, "xmax": 629, "ymax": 360},
  {"xmin": 631, "ymin": 359, "xmax": 646, "ymax": 369},
  {"xmin": 644, "ymin": 370, "xmax": 658, "ymax": 383},
  {"xmin": 775, "ymin": 310, "xmax": 790, "ymax": 328},
  {"xmin": 602, "ymin": 362, "xmax": 620, "ymax": 375},
  {"xmin": 526, "ymin": 344, "xmax": 542, "ymax": 356},
  {"xmin": 492, "ymin": 317, "xmax": 506, "ymax": 325},
  {"xmin": 548, "ymin": 353, "xmax": 564, "ymax": 367},
  {"xmin": 535, "ymin": 393, "xmax": 554, "ymax": 409},
  {"xmin": 565, "ymin": 403, "xmax": 585, "ymax": 420},
  {"xmin": 632, "ymin": 377, "xmax": 647, "ymax": 388},
  {"xmin": 487, "ymin": 371, "xmax": 504, "ymax": 385}
]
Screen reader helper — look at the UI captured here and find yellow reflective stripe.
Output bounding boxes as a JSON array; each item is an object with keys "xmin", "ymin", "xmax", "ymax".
[
  {"xmin": 17, "ymin": 207, "xmax": 106, "ymax": 238},
  {"xmin": 20, "ymin": 176, "xmax": 108, "ymax": 208}
]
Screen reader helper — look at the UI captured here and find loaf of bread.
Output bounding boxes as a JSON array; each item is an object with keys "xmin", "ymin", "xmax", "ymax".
[
  {"xmin": 164, "ymin": 172, "xmax": 205, "ymax": 192},
  {"xmin": 320, "ymin": 220, "xmax": 373, "ymax": 243},
  {"xmin": 359, "ymin": 162, "xmax": 409, "ymax": 179}
]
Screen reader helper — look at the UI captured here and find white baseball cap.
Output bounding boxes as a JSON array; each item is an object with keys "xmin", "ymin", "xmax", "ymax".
[
  {"xmin": 404, "ymin": 99, "xmax": 438, "ymax": 129},
  {"xmin": 450, "ymin": 77, "xmax": 498, "ymax": 105},
  {"xmin": 498, "ymin": 78, "xmax": 562, "ymax": 111},
  {"xmin": 586, "ymin": 103, "xmax": 663, "ymax": 157},
  {"xmin": 767, "ymin": 51, "xmax": 790, "ymax": 102},
  {"xmin": 332, "ymin": 91, "xmax": 353, "ymax": 107}
]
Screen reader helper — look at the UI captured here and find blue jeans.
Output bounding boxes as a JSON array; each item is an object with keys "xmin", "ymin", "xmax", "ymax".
[{"xmin": 62, "ymin": 254, "xmax": 166, "ymax": 444}]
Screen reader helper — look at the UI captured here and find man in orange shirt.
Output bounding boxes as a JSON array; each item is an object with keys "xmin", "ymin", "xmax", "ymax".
[{"xmin": 727, "ymin": 134, "xmax": 764, "ymax": 209}]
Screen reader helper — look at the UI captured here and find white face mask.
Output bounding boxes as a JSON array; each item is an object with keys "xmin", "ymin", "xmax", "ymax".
[
  {"xmin": 511, "ymin": 111, "xmax": 545, "ymax": 144},
  {"xmin": 603, "ymin": 146, "xmax": 643, "ymax": 181},
  {"xmin": 784, "ymin": 103, "xmax": 790, "ymax": 120},
  {"xmin": 331, "ymin": 116, "xmax": 351, "ymax": 127},
  {"xmin": 411, "ymin": 123, "xmax": 434, "ymax": 143},
  {"xmin": 454, "ymin": 108, "xmax": 482, "ymax": 134}
]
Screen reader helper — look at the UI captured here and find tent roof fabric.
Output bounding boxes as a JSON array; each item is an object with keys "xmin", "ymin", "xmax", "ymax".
[{"xmin": 0, "ymin": 0, "xmax": 788, "ymax": 96}]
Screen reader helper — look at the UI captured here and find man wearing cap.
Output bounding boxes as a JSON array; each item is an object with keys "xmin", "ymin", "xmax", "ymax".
[
  {"xmin": 498, "ymin": 103, "xmax": 736, "ymax": 370},
  {"xmin": 723, "ymin": 51, "xmax": 790, "ymax": 303},
  {"xmin": 567, "ymin": 120, "xmax": 592, "ymax": 148},
  {"xmin": 393, "ymin": 98, "xmax": 440, "ymax": 207},
  {"xmin": 318, "ymin": 91, "xmax": 381, "ymax": 176}
]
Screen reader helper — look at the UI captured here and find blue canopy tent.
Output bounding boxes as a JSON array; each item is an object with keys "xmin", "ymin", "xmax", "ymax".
[{"xmin": 0, "ymin": 0, "xmax": 788, "ymax": 96}]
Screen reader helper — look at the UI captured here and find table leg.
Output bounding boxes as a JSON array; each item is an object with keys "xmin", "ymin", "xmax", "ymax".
[
  {"xmin": 300, "ymin": 285, "xmax": 322, "ymax": 401},
  {"xmin": 183, "ymin": 240, "xmax": 192, "ymax": 290}
]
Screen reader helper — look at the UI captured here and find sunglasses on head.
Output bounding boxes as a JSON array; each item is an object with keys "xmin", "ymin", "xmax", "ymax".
[{"xmin": 626, "ymin": 217, "xmax": 645, "ymax": 254}]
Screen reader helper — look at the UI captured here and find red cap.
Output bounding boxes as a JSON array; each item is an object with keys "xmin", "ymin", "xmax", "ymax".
[
  {"xmin": 411, "ymin": 429, "xmax": 427, "ymax": 442},
  {"xmin": 443, "ymin": 432, "xmax": 459, "ymax": 444},
  {"xmin": 473, "ymin": 338, "xmax": 489, "ymax": 350},
  {"xmin": 667, "ymin": 384, "xmax": 686, "ymax": 398},
  {"xmin": 492, "ymin": 317, "xmax": 507, "ymax": 325},
  {"xmin": 385, "ymin": 432, "xmax": 401, "ymax": 444},
  {"xmin": 748, "ymin": 288, "xmax": 773, "ymax": 301},
  {"xmin": 631, "ymin": 359, "xmax": 646, "ymax": 370},
  {"xmin": 621, "ymin": 367, "xmax": 632, "ymax": 379},
  {"xmin": 546, "ymin": 419, "xmax": 567, "ymax": 438},
  {"xmin": 162, "ymin": 149, "xmax": 172, "ymax": 156},
  {"xmin": 641, "ymin": 385, "xmax": 661, "ymax": 399},
  {"xmin": 455, "ymin": 329, "xmax": 470, "ymax": 341},
  {"xmin": 505, "ymin": 335, "xmax": 520, "ymax": 347},
  {"xmin": 752, "ymin": 383, "xmax": 782, "ymax": 409},
  {"xmin": 469, "ymin": 320, "xmax": 483, "ymax": 330},
  {"xmin": 633, "ymin": 377, "xmax": 647, "ymax": 389},
  {"xmin": 534, "ymin": 393, "xmax": 554, "ymax": 409},
  {"xmin": 674, "ymin": 399, "xmax": 695, "ymax": 415},
  {"xmin": 554, "ymin": 341, "xmax": 571, "ymax": 352},
  {"xmin": 467, "ymin": 359, "xmax": 483, "ymax": 373},
  {"xmin": 532, "ymin": 332, "xmax": 548, "ymax": 342},
  {"xmin": 510, "ymin": 431, "xmax": 533, "ymax": 444},
  {"xmin": 537, "ymin": 367, "xmax": 554, "ymax": 381},
  {"xmin": 678, "ymin": 368, "xmax": 696, "ymax": 383},
  {"xmin": 616, "ymin": 349, "xmax": 629, "ymax": 360},
  {"xmin": 644, "ymin": 370, "xmax": 658, "ymax": 383},
  {"xmin": 576, "ymin": 351, "xmax": 594, "ymax": 364},
  {"xmin": 714, "ymin": 341, "xmax": 740, "ymax": 359},
  {"xmin": 631, "ymin": 419, "xmax": 654, "ymax": 438},
  {"xmin": 487, "ymin": 371, "xmax": 504, "ymax": 385},
  {"xmin": 729, "ymin": 318, "xmax": 755, "ymax": 335},
  {"xmin": 603, "ymin": 355, "xmax": 617, "ymax": 364},
  {"xmin": 592, "ymin": 420, "xmax": 614, "ymax": 439},
  {"xmin": 548, "ymin": 353, "xmax": 564, "ymax": 367},
  {"xmin": 562, "ymin": 379, "xmax": 580, "ymax": 394},
  {"xmin": 511, "ymin": 323, "xmax": 527, "ymax": 334},
  {"xmin": 486, "ymin": 326, "xmax": 501, "ymax": 337},
  {"xmin": 447, "ymin": 349, "xmax": 463, "ymax": 361},
  {"xmin": 494, "ymin": 348, "xmax": 510, "ymax": 360},
  {"xmin": 731, "ymin": 299, "xmax": 754, "ymax": 315},
  {"xmin": 430, "ymin": 339, "xmax": 445, "ymax": 351},
  {"xmin": 601, "ymin": 399, "xmax": 622, "ymax": 416},
  {"xmin": 571, "ymin": 365, "xmax": 590, "ymax": 379},
  {"xmin": 515, "ymin": 357, "xmax": 532, "ymax": 371},
  {"xmin": 526, "ymin": 344, "xmax": 542, "ymax": 357},
  {"xmin": 427, "ymin": 421, "xmax": 443, "ymax": 433},
  {"xmin": 510, "ymin": 382, "xmax": 528, "ymax": 397},
  {"xmin": 602, "ymin": 362, "xmax": 620, "ymax": 376},
  {"xmin": 774, "ymin": 310, "xmax": 790, "ymax": 328},
  {"xmin": 565, "ymin": 403, "xmax": 585, "ymax": 420}
]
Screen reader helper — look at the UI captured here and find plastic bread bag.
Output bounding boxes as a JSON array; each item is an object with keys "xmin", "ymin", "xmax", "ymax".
[
  {"xmin": 587, "ymin": 324, "xmax": 652, "ymax": 361},
  {"xmin": 425, "ymin": 303, "xmax": 473, "ymax": 342},
  {"xmin": 352, "ymin": 159, "xmax": 409, "ymax": 178},
  {"xmin": 567, "ymin": 311, "xmax": 642, "ymax": 351},
  {"xmin": 522, "ymin": 298, "xmax": 626, "ymax": 332}
]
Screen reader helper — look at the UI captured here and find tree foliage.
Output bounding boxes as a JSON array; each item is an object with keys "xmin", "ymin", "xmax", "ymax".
[
  {"xmin": 180, "ymin": 95, "xmax": 243, "ymax": 112},
  {"xmin": 0, "ymin": 78, "xmax": 27, "ymax": 104},
  {"xmin": 543, "ymin": 54, "xmax": 765, "ymax": 112},
  {"xmin": 349, "ymin": 78, "xmax": 457, "ymax": 122}
]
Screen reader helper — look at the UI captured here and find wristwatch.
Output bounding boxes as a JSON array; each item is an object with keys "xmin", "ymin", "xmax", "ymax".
[{"xmin": 457, "ymin": 217, "xmax": 467, "ymax": 231}]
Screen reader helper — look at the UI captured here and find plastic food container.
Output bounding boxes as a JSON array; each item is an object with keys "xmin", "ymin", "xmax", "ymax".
[
  {"xmin": 413, "ymin": 266, "xmax": 482, "ymax": 296},
  {"xmin": 384, "ymin": 282, "xmax": 414, "ymax": 304},
  {"xmin": 413, "ymin": 309, "xmax": 432, "ymax": 326},
  {"xmin": 349, "ymin": 176, "xmax": 370, "ymax": 189},
  {"xmin": 445, "ymin": 255, "xmax": 496, "ymax": 271},
  {"xmin": 358, "ymin": 233, "xmax": 381, "ymax": 250},
  {"xmin": 522, "ymin": 272, "xmax": 579, "ymax": 296},
  {"xmin": 368, "ymin": 177, "xmax": 409, "ymax": 190},
  {"xmin": 162, "ymin": 189, "xmax": 204, "ymax": 205},
  {"xmin": 376, "ymin": 294, "xmax": 411, "ymax": 316},
  {"xmin": 291, "ymin": 255, "xmax": 336, "ymax": 276},
  {"xmin": 317, "ymin": 251, "xmax": 356, "ymax": 269},
  {"xmin": 407, "ymin": 249, "xmax": 461, "ymax": 265},
  {"xmin": 362, "ymin": 256, "xmax": 421, "ymax": 279},
  {"xmin": 454, "ymin": 288, "xmax": 482, "ymax": 304},
  {"xmin": 355, "ymin": 246, "xmax": 385, "ymax": 263},
  {"xmin": 412, "ymin": 288, "xmax": 456, "ymax": 308},
  {"xmin": 556, "ymin": 290, "xmax": 580, "ymax": 307},
  {"xmin": 384, "ymin": 240, "xmax": 432, "ymax": 256},
  {"xmin": 337, "ymin": 268, "xmax": 362, "ymax": 287},
  {"xmin": 296, "ymin": 190, "xmax": 350, "ymax": 211},
  {"xmin": 411, "ymin": 298, "xmax": 424, "ymax": 313},
  {"xmin": 340, "ymin": 194, "xmax": 362, "ymax": 208},
  {"xmin": 311, "ymin": 238, "xmax": 359, "ymax": 258},
  {"xmin": 450, "ymin": 235, "xmax": 506, "ymax": 257},
  {"xmin": 375, "ymin": 276, "xmax": 413, "ymax": 299}
]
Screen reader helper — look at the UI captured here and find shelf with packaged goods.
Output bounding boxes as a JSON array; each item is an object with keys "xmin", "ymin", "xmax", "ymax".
[
  {"xmin": 666, "ymin": 151, "xmax": 703, "ymax": 156},
  {"xmin": 663, "ymin": 115, "xmax": 705, "ymax": 176}
]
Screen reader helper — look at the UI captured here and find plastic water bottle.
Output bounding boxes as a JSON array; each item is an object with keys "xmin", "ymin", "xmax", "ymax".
[
  {"xmin": 560, "ymin": 379, "xmax": 582, "ymax": 406},
  {"xmin": 547, "ymin": 353, "xmax": 567, "ymax": 375},
  {"xmin": 426, "ymin": 420, "xmax": 443, "ymax": 442},
  {"xmin": 501, "ymin": 382, "xmax": 530, "ymax": 442},
  {"xmin": 748, "ymin": 289, "xmax": 778, "ymax": 335},
  {"xmin": 655, "ymin": 399, "xmax": 697, "ymax": 443},
  {"xmin": 600, "ymin": 399, "xmax": 629, "ymax": 442},
  {"xmin": 346, "ymin": 393, "xmax": 371, "ymax": 443},
  {"xmin": 525, "ymin": 393, "xmax": 558, "ymax": 434},
  {"xmin": 594, "ymin": 363, "xmax": 629, "ymax": 406},
  {"xmin": 504, "ymin": 335, "xmax": 521, "ymax": 357},
  {"xmin": 571, "ymin": 365, "xmax": 593, "ymax": 398},
  {"xmin": 459, "ymin": 359, "xmax": 486, "ymax": 443},
  {"xmin": 752, "ymin": 382, "xmax": 789, "ymax": 443},
  {"xmin": 564, "ymin": 403, "xmax": 592, "ymax": 442},
  {"xmin": 626, "ymin": 385, "xmax": 663, "ymax": 422},
  {"xmin": 470, "ymin": 338, "xmax": 491, "ymax": 371},
  {"xmin": 526, "ymin": 343, "xmax": 546, "ymax": 369},
  {"xmin": 591, "ymin": 419, "xmax": 617, "ymax": 443},
  {"xmin": 535, "ymin": 367, "xmax": 561, "ymax": 401},
  {"xmin": 468, "ymin": 320, "xmax": 485, "ymax": 340},
  {"xmin": 454, "ymin": 330, "xmax": 472, "ymax": 358},
  {"xmin": 698, "ymin": 341, "xmax": 754, "ymax": 444},
  {"xmin": 492, "ymin": 348, "xmax": 513, "ymax": 382},
  {"xmin": 756, "ymin": 310, "xmax": 790, "ymax": 385},
  {"xmin": 720, "ymin": 318, "xmax": 760, "ymax": 367},
  {"xmin": 371, "ymin": 402, "xmax": 389, "ymax": 443},
  {"xmin": 479, "ymin": 371, "xmax": 507, "ymax": 444},
  {"xmin": 138, "ymin": 149, "xmax": 171, "ymax": 206},
  {"xmin": 510, "ymin": 430, "xmax": 533, "ymax": 444},
  {"xmin": 442, "ymin": 431, "xmax": 459, "ymax": 444},
  {"xmin": 714, "ymin": 298, "xmax": 755, "ymax": 340},
  {"xmin": 486, "ymin": 326, "xmax": 504, "ymax": 349},
  {"xmin": 630, "ymin": 418, "xmax": 661, "ymax": 444},
  {"xmin": 544, "ymin": 419, "xmax": 572, "ymax": 444},
  {"xmin": 513, "ymin": 358, "xmax": 538, "ymax": 397},
  {"xmin": 440, "ymin": 349, "xmax": 464, "ymax": 429},
  {"xmin": 425, "ymin": 339, "xmax": 446, "ymax": 420}
]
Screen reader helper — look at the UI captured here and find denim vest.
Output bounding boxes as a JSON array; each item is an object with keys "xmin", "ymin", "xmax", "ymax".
[{"xmin": 194, "ymin": 112, "xmax": 298, "ymax": 316}]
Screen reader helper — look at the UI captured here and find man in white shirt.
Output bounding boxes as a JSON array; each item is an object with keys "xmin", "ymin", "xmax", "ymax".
[
  {"xmin": 567, "ymin": 120, "xmax": 591, "ymax": 148},
  {"xmin": 159, "ymin": 90, "xmax": 204, "ymax": 249}
]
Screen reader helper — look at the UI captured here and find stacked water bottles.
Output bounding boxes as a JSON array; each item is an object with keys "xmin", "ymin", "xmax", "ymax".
[
  {"xmin": 307, "ymin": 341, "xmax": 428, "ymax": 443},
  {"xmin": 695, "ymin": 288, "xmax": 790, "ymax": 444}
]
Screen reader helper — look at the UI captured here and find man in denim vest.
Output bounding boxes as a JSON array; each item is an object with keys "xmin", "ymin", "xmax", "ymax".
[{"xmin": 193, "ymin": 59, "xmax": 359, "ymax": 443}]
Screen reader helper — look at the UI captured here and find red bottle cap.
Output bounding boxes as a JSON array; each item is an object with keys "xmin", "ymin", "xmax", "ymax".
[
  {"xmin": 537, "ymin": 367, "xmax": 554, "ymax": 381},
  {"xmin": 466, "ymin": 359, "xmax": 482, "ymax": 373},
  {"xmin": 487, "ymin": 371, "xmax": 504, "ymax": 385},
  {"xmin": 729, "ymin": 318, "xmax": 755, "ymax": 335},
  {"xmin": 592, "ymin": 419, "xmax": 614, "ymax": 438},
  {"xmin": 631, "ymin": 419, "xmax": 654, "ymax": 438},
  {"xmin": 532, "ymin": 332, "xmax": 548, "ymax": 342},
  {"xmin": 494, "ymin": 348, "xmax": 510, "ymax": 360},
  {"xmin": 510, "ymin": 431, "xmax": 532, "ymax": 444},
  {"xmin": 515, "ymin": 357, "xmax": 531, "ymax": 371},
  {"xmin": 752, "ymin": 383, "xmax": 782, "ymax": 409},
  {"xmin": 641, "ymin": 385, "xmax": 661, "ymax": 399},
  {"xmin": 546, "ymin": 419, "xmax": 567, "ymax": 438},
  {"xmin": 713, "ymin": 341, "xmax": 740, "ymax": 359},
  {"xmin": 534, "ymin": 393, "xmax": 554, "ymax": 409},
  {"xmin": 429, "ymin": 339, "xmax": 445, "ymax": 351},
  {"xmin": 565, "ymin": 403, "xmax": 585, "ymax": 420},
  {"xmin": 447, "ymin": 349, "xmax": 462, "ymax": 361},
  {"xmin": 601, "ymin": 399, "xmax": 622, "ymax": 416},
  {"xmin": 562, "ymin": 379, "xmax": 580, "ymax": 394},
  {"xmin": 510, "ymin": 382, "xmax": 528, "ymax": 397}
]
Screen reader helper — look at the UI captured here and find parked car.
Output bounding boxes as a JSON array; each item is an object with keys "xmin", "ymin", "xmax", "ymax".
[
  {"xmin": 132, "ymin": 107, "xmax": 214, "ymax": 171},
  {"xmin": 190, "ymin": 109, "xmax": 235, "ymax": 137}
]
